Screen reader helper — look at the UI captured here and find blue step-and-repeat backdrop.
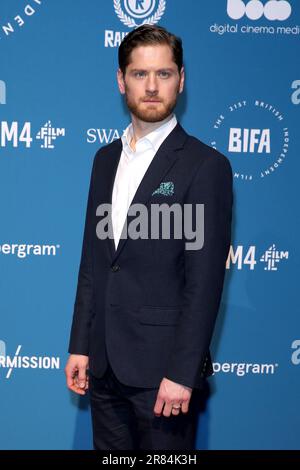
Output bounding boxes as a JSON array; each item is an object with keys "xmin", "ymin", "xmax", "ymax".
[{"xmin": 0, "ymin": 0, "xmax": 299, "ymax": 450}]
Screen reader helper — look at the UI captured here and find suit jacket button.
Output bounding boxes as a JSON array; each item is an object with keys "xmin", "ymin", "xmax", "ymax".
[{"xmin": 111, "ymin": 264, "xmax": 120, "ymax": 272}]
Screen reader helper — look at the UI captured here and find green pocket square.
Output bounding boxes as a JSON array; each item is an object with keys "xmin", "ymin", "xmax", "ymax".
[{"xmin": 152, "ymin": 181, "xmax": 174, "ymax": 196}]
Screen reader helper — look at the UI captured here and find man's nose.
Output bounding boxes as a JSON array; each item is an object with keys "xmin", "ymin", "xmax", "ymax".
[{"xmin": 145, "ymin": 73, "xmax": 158, "ymax": 94}]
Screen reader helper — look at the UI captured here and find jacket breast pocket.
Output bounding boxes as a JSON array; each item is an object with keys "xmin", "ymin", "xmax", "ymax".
[{"xmin": 138, "ymin": 306, "xmax": 181, "ymax": 326}]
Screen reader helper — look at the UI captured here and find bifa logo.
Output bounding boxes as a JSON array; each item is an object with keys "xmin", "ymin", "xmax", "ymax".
[
  {"xmin": 227, "ymin": 0, "xmax": 292, "ymax": 21},
  {"xmin": 0, "ymin": 120, "xmax": 65, "ymax": 149},
  {"xmin": 291, "ymin": 340, "xmax": 300, "ymax": 365},
  {"xmin": 0, "ymin": 80, "xmax": 6, "ymax": 105},
  {"xmin": 0, "ymin": 340, "xmax": 60, "ymax": 379},
  {"xmin": 105, "ymin": 0, "xmax": 166, "ymax": 48},
  {"xmin": 87, "ymin": 128, "xmax": 124, "ymax": 144},
  {"xmin": 0, "ymin": 0, "xmax": 43, "ymax": 40},
  {"xmin": 226, "ymin": 244, "xmax": 289, "ymax": 271},
  {"xmin": 291, "ymin": 80, "xmax": 300, "ymax": 105},
  {"xmin": 211, "ymin": 99, "xmax": 289, "ymax": 182},
  {"xmin": 229, "ymin": 128, "xmax": 271, "ymax": 154}
]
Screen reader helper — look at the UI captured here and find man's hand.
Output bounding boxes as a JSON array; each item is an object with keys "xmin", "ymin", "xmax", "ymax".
[
  {"xmin": 154, "ymin": 377, "xmax": 192, "ymax": 417},
  {"xmin": 65, "ymin": 354, "xmax": 89, "ymax": 396}
]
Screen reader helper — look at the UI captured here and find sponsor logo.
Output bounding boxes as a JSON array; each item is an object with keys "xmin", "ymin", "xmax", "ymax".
[
  {"xmin": 260, "ymin": 244, "xmax": 289, "ymax": 270},
  {"xmin": 213, "ymin": 361, "xmax": 279, "ymax": 376},
  {"xmin": 36, "ymin": 121, "xmax": 66, "ymax": 149},
  {"xmin": 0, "ymin": 120, "xmax": 65, "ymax": 149},
  {"xmin": 210, "ymin": 0, "xmax": 299, "ymax": 36},
  {"xmin": 0, "ymin": 340, "xmax": 6, "ymax": 357},
  {"xmin": 291, "ymin": 80, "xmax": 300, "ymax": 105},
  {"xmin": 105, "ymin": 0, "xmax": 167, "ymax": 48},
  {"xmin": 0, "ymin": 340, "xmax": 60, "ymax": 379},
  {"xmin": 211, "ymin": 99, "xmax": 289, "ymax": 181},
  {"xmin": 114, "ymin": 0, "xmax": 166, "ymax": 28},
  {"xmin": 227, "ymin": 0, "xmax": 292, "ymax": 21},
  {"xmin": 226, "ymin": 244, "xmax": 289, "ymax": 270},
  {"xmin": 291, "ymin": 340, "xmax": 300, "ymax": 365},
  {"xmin": 0, "ymin": 0, "xmax": 43, "ymax": 40},
  {"xmin": 0, "ymin": 243, "xmax": 61, "ymax": 258},
  {"xmin": 0, "ymin": 80, "xmax": 6, "ymax": 105},
  {"xmin": 87, "ymin": 128, "xmax": 124, "ymax": 144}
]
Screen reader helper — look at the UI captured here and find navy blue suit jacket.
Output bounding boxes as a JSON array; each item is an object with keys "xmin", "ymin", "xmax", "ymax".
[{"xmin": 68, "ymin": 123, "xmax": 233, "ymax": 389}]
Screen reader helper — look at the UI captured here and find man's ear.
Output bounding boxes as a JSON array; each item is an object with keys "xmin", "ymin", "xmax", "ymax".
[
  {"xmin": 117, "ymin": 68, "xmax": 126, "ymax": 95},
  {"xmin": 179, "ymin": 66, "xmax": 185, "ymax": 94}
]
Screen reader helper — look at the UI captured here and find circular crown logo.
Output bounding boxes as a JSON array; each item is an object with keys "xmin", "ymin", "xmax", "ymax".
[{"xmin": 114, "ymin": 0, "xmax": 166, "ymax": 28}]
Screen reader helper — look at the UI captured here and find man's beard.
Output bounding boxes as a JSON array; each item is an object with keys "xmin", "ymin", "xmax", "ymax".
[{"xmin": 124, "ymin": 87, "xmax": 179, "ymax": 123}]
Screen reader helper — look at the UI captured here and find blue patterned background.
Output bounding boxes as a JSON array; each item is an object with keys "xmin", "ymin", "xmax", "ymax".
[{"xmin": 0, "ymin": 0, "xmax": 299, "ymax": 449}]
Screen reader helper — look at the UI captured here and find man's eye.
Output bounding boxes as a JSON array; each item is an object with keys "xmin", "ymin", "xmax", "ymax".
[
  {"xmin": 135, "ymin": 72, "xmax": 146, "ymax": 78},
  {"xmin": 158, "ymin": 71, "xmax": 170, "ymax": 78}
]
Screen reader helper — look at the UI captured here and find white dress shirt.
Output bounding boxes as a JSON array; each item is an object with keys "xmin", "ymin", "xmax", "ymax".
[{"xmin": 111, "ymin": 113, "xmax": 177, "ymax": 250}]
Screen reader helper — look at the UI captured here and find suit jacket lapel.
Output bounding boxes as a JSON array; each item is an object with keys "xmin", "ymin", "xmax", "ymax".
[
  {"xmin": 102, "ymin": 140, "xmax": 122, "ymax": 260},
  {"xmin": 105, "ymin": 123, "xmax": 188, "ymax": 263}
]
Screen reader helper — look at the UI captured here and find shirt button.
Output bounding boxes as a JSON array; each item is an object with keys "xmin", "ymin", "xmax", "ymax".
[{"xmin": 111, "ymin": 264, "xmax": 120, "ymax": 272}]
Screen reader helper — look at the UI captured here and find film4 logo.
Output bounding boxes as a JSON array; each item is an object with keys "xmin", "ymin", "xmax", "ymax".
[
  {"xmin": 227, "ymin": 0, "xmax": 292, "ymax": 21},
  {"xmin": 226, "ymin": 244, "xmax": 289, "ymax": 271},
  {"xmin": 0, "ymin": 120, "xmax": 65, "ymax": 149}
]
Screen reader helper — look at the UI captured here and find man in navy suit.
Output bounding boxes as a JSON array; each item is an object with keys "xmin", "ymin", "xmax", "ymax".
[{"xmin": 65, "ymin": 24, "xmax": 233, "ymax": 450}]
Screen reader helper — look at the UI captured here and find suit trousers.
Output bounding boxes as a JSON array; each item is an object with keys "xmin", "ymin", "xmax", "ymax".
[{"xmin": 89, "ymin": 361, "xmax": 203, "ymax": 450}]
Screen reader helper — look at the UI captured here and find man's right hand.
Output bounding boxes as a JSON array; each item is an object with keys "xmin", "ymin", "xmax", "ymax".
[{"xmin": 65, "ymin": 354, "xmax": 89, "ymax": 395}]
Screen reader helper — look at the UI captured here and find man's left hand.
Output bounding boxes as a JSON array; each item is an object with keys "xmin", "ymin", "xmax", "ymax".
[{"xmin": 154, "ymin": 377, "xmax": 192, "ymax": 417}]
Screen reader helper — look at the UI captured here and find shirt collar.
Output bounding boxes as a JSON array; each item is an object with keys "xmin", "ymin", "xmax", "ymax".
[{"xmin": 121, "ymin": 114, "xmax": 177, "ymax": 157}]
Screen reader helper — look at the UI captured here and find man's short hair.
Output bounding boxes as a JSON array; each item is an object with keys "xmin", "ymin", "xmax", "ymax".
[{"xmin": 118, "ymin": 24, "xmax": 183, "ymax": 75}]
